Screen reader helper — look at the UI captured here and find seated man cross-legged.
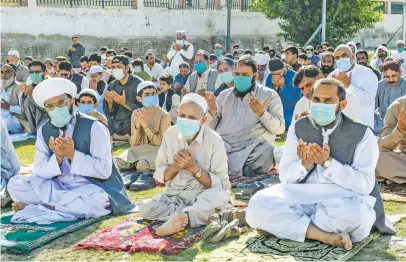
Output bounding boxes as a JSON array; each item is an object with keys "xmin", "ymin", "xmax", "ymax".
[
  {"xmin": 8, "ymin": 78, "xmax": 134, "ymax": 224},
  {"xmin": 116, "ymin": 81, "xmax": 171, "ymax": 172},
  {"xmin": 246, "ymin": 78, "xmax": 394, "ymax": 250},
  {"xmin": 139, "ymin": 93, "xmax": 231, "ymax": 236}
]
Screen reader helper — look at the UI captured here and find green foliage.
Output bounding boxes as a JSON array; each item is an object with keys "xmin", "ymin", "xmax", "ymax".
[{"xmin": 252, "ymin": 0, "xmax": 384, "ymax": 46}]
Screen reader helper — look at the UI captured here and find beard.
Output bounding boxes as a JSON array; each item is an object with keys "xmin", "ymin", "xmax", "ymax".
[
  {"xmin": 321, "ymin": 65, "xmax": 334, "ymax": 75},
  {"xmin": 1, "ymin": 78, "xmax": 14, "ymax": 89}
]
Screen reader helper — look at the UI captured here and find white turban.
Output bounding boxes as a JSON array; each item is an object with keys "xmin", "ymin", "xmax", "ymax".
[
  {"xmin": 8, "ymin": 50, "xmax": 20, "ymax": 58},
  {"xmin": 176, "ymin": 30, "xmax": 186, "ymax": 36},
  {"xmin": 397, "ymin": 40, "xmax": 405, "ymax": 45},
  {"xmin": 254, "ymin": 52, "xmax": 269, "ymax": 66},
  {"xmin": 89, "ymin": 66, "xmax": 103, "ymax": 74},
  {"xmin": 137, "ymin": 81, "xmax": 155, "ymax": 94},
  {"xmin": 33, "ymin": 78, "xmax": 77, "ymax": 108},
  {"xmin": 181, "ymin": 93, "xmax": 208, "ymax": 113}
]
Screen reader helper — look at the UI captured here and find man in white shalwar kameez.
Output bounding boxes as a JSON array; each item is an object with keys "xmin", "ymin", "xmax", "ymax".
[
  {"xmin": 329, "ymin": 45, "xmax": 378, "ymax": 129},
  {"xmin": 8, "ymin": 78, "xmax": 134, "ymax": 224},
  {"xmin": 246, "ymin": 79, "xmax": 388, "ymax": 250}
]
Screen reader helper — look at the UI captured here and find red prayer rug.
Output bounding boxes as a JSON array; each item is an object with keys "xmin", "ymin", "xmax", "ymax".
[{"xmin": 72, "ymin": 218, "xmax": 203, "ymax": 255}]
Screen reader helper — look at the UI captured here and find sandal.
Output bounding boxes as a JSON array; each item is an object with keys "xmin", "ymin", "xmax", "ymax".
[{"xmin": 234, "ymin": 181, "xmax": 266, "ymax": 200}]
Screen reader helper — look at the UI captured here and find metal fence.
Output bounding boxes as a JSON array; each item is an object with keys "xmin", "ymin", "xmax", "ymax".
[
  {"xmin": 1, "ymin": 0, "xmax": 27, "ymax": 6},
  {"xmin": 143, "ymin": 0, "xmax": 251, "ymax": 11},
  {"xmin": 36, "ymin": 0, "xmax": 134, "ymax": 7}
]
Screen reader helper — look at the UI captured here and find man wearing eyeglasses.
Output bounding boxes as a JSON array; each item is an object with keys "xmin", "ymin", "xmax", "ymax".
[
  {"xmin": 8, "ymin": 78, "xmax": 134, "ymax": 224},
  {"xmin": 20, "ymin": 60, "xmax": 49, "ymax": 135}
]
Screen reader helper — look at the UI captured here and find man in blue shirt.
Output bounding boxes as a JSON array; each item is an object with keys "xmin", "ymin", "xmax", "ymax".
[
  {"xmin": 173, "ymin": 62, "xmax": 191, "ymax": 96},
  {"xmin": 265, "ymin": 58, "xmax": 302, "ymax": 128},
  {"xmin": 305, "ymin": 45, "xmax": 321, "ymax": 66}
]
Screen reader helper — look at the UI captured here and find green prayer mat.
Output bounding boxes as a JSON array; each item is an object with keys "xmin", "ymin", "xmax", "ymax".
[{"xmin": 1, "ymin": 212, "xmax": 108, "ymax": 254}]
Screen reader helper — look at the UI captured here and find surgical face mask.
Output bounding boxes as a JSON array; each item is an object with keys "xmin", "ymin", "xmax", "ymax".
[
  {"xmin": 398, "ymin": 47, "xmax": 404, "ymax": 53},
  {"xmin": 101, "ymin": 54, "xmax": 107, "ymax": 60},
  {"xmin": 176, "ymin": 39, "xmax": 184, "ymax": 46},
  {"xmin": 234, "ymin": 75, "xmax": 253, "ymax": 92},
  {"xmin": 215, "ymin": 49, "xmax": 222, "ymax": 56},
  {"xmin": 48, "ymin": 106, "xmax": 72, "ymax": 128},
  {"xmin": 194, "ymin": 62, "xmax": 207, "ymax": 74},
  {"xmin": 177, "ymin": 117, "xmax": 201, "ymax": 140},
  {"xmin": 142, "ymin": 95, "xmax": 159, "ymax": 107},
  {"xmin": 112, "ymin": 68, "xmax": 125, "ymax": 80},
  {"xmin": 307, "ymin": 54, "xmax": 313, "ymax": 59},
  {"xmin": 30, "ymin": 73, "xmax": 43, "ymax": 84},
  {"xmin": 310, "ymin": 102, "xmax": 337, "ymax": 126},
  {"xmin": 220, "ymin": 71, "xmax": 234, "ymax": 84},
  {"xmin": 336, "ymin": 58, "xmax": 352, "ymax": 72},
  {"xmin": 77, "ymin": 104, "xmax": 94, "ymax": 114},
  {"xmin": 133, "ymin": 66, "xmax": 142, "ymax": 73}
]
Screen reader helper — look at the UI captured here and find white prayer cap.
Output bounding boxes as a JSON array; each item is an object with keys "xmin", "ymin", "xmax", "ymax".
[
  {"xmin": 397, "ymin": 40, "xmax": 405, "ymax": 45},
  {"xmin": 8, "ymin": 50, "xmax": 20, "ymax": 58},
  {"xmin": 181, "ymin": 93, "xmax": 208, "ymax": 113},
  {"xmin": 33, "ymin": 78, "xmax": 77, "ymax": 108},
  {"xmin": 305, "ymin": 45, "xmax": 314, "ymax": 50},
  {"xmin": 176, "ymin": 30, "xmax": 186, "ymax": 36},
  {"xmin": 89, "ymin": 65, "xmax": 103, "ymax": 74},
  {"xmin": 78, "ymin": 88, "xmax": 100, "ymax": 100},
  {"xmin": 254, "ymin": 52, "xmax": 269, "ymax": 66},
  {"xmin": 137, "ymin": 81, "xmax": 155, "ymax": 94}
]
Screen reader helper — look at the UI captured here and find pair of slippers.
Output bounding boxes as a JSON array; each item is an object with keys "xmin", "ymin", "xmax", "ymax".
[
  {"xmin": 234, "ymin": 181, "xmax": 267, "ymax": 200},
  {"xmin": 122, "ymin": 172, "xmax": 156, "ymax": 192}
]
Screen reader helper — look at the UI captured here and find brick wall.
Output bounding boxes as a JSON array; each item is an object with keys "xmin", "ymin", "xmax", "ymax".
[{"xmin": 1, "ymin": 33, "xmax": 283, "ymax": 62}]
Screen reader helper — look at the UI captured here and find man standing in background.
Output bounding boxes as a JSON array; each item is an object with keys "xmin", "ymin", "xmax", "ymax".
[
  {"xmin": 166, "ymin": 30, "xmax": 194, "ymax": 76},
  {"xmin": 68, "ymin": 36, "xmax": 85, "ymax": 69}
]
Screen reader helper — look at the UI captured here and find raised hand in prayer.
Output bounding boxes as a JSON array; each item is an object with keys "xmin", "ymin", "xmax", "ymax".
[
  {"xmin": 133, "ymin": 108, "xmax": 149, "ymax": 128},
  {"xmin": 174, "ymin": 44, "xmax": 181, "ymax": 51},
  {"xmin": 333, "ymin": 72, "xmax": 351, "ymax": 88},
  {"xmin": 249, "ymin": 96, "xmax": 270, "ymax": 117},
  {"xmin": 21, "ymin": 83, "xmax": 33, "ymax": 96},
  {"xmin": 49, "ymin": 136, "xmax": 64, "ymax": 165},
  {"xmin": 306, "ymin": 143, "xmax": 330, "ymax": 166},
  {"xmin": 271, "ymin": 75, "xmax": 284, "ymax": 90},
  {"xmin": 111, "ymin": 90, "xmax": 126, "ymax": 106},
  {"xmin": 297, "ymin": 139, "xmax": 315, "ymax": 170},
  {"xmin": 204, "ymin": 91, "xmax": 217, "ymax": 116},
  {"xmin": 295, "ymin": 111, "xmax": 309, "ymax": 120},
  {"xmin": 181, "ymin": 87, "xmax": 187, "ymax": 96},
  {"xmin": 105, "ymin": 91, "xmax": 113, "ymax": 104},
  {"xmin": 397, "ymin": 107, "xmax": 406, "ymax": 133},
  {"xmin": 173, "ymin": 149, "xmax": 198, "ymax": 175},
  {"xmin": 54, "ymin": 136, "xmax": 75, "ymax": 161}
]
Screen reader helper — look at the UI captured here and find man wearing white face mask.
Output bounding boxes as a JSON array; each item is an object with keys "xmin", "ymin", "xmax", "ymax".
[
  {"xmin": 165, "ymin": 30, "xmax": 194, "ymax": 76},
  {"xmin": 104, "ymin": 55, "xmax": 143, "ymax": 141},
  {"xmin": 328, "ymin": 45, "xmax": 378, "ymax": 129},
  {"xmin": 139, "ymin": 93, "xmax": 230, "ymax": 237}
]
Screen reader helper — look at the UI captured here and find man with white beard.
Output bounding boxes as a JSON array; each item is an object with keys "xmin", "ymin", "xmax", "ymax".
[{"xmin": 1, "ymin": 64, "xmax": 24, "ymax": 134}]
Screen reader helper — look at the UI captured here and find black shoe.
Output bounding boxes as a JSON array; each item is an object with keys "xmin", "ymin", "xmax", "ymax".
[
  {"xmin": 122, "ymin": 173, "xmax": 140, "ymax": 189},
  {"xmin": 130, "ymin": 173, "xmax": 156, "ymax": 192},
  {"xmin": 243, "ymin": 166, "xmax": 256, "ymax": 177}
]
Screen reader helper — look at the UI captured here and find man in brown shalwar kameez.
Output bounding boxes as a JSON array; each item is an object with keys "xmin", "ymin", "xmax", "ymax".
[{"xmin": 116, "ymin": 81, "xmax": 171, "ymax": 171}]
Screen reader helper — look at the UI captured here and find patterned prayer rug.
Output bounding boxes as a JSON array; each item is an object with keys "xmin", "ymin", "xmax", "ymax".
[
  {"xmin": 379, "ymin": 183, "xmax": 406, "ymax": 203},
  {"xmin": 229, "ymin": 170, "xmax": 279, "ymax": 188},
  {"xmin": 0, "ymin": 213, "xmax": 108, "ymax": 254},
  {"xmin": 73, "ymin": 218, "xmax": 204, "ymax": 255}
]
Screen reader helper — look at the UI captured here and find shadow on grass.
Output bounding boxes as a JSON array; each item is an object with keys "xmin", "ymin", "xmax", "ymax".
[{"xmin": 13, "ymin": 139, "xmax": 36, "ymax": 149}]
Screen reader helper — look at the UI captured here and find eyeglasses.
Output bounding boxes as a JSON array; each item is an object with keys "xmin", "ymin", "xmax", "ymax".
[
  {"xmin": 44, "ymin": 99, "xmax": 69, "ymax": 111},
  {"xmin": 29, "ymin": 71, "xmax": 43, "ymax": 74}
]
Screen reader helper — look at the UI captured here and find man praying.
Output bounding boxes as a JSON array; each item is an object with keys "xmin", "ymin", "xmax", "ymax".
[
  {"xmin": 116, "ymin": 81, "xmax": 171, "ymax": 172},
  {"xmin": 8, "ymin": 78, "xmax": 134, "ymax": 224},
  {"xmin": 246, "ymin": 78, "xmax": 393, "ymax": 250},
  {"xmin": 207, "ymin": 56, "xmax": 285, "ymax": 177},
  {"xmin": 139, "ymin": 93, "xmax": 230, "ymax": 236},
  {"xmin": 77, "ymin": 89, "xmax": 108, "ymax": 126}
]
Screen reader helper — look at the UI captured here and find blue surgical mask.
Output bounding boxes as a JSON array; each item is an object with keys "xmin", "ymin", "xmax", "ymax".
[
  {"xmin": 30, "ymin": 73, "xmax": 43, "ymax": 84},
  {"xmin": 220, "ymin": 71, "xmax": 234, "ymax": 84},
  {"xmin": 309, "ymin": 102, "xmax": 337, "ymax": 126},
  {"xmin": 48, "ymin": 106, "xmax": 72, "ymax": 128},
  {"xmin": 234, "ymin": 75, "xmax": 252, "ymax": 92},
  {"xmin": 133, "ymin": 66, "xmax": 142, "ymax": 73},
  {"xmin": 77, "ymin": 104, "xmax": 94, "ymax": 114},
  {"xmin": 336, "ymin": 58, "xmax": 352, "ymax": 72},
  {"xmin": 398, "ymin": 47, "xmax": 404, "ymax": 54},
  {"xmin": 142, "ymin": 95, "xmax": 159, "ymax": 107},
  {"xmin": 177, "ymin": 117, "xmax": 201, "ymax": 140},
  {"xmin": 215, "ymin": 49, "xmax": 222, "ymax": 56},
  {"xmin": 194, "ymin": 62, "xmax": 207, "ymax": 74},
  {"xmin": 307, "ymin": 54, "xmax": 313, "ymax": 59}
]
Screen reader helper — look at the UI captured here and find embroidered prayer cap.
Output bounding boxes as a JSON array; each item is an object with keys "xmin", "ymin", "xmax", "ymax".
[
  {"xmin": 79, "ymin": 88, "xmax": 100, "ymax": 100},
  {"xmin": 112, "ymin": 55, "xmax": 130, "ymax": 66},
  {"xmin": 181, "ymin": 93, "xmax": 208, "ymax": 113},
  {"xmin": 137, "ymin": 81, "xmax": 156, "ymax": 94},
  {"xmin": 268, "ymin": 58, "xmax": 284, "ymax": 72},
  {"xmin": 89, "ymin": 65, "xmax": 103, "ymax": 74},
  {"xmin": 8, "ymin": 50, "xmax": 20, "ymax": 58},
  {"xmin": 254, "ymin": 52, "xmax": 269, "ymax": 66},
  {"xmin": 33, "ymin": 78, "xmax": 77, "ymax": 108}
]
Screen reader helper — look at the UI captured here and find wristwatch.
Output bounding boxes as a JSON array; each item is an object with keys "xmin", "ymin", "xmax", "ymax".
[
  {"xmin": 195, "ymin": 167, "xmax": 202, "ymax": 178},
  {"xmin": 322, "ymin": 158, "xmax": 332, "ymax": 168}
]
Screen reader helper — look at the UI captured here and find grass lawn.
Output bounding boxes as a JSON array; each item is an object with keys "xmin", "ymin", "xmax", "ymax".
[{"xmin": 5, "ymin": 138, "xmax": 406, "ymax": 261}]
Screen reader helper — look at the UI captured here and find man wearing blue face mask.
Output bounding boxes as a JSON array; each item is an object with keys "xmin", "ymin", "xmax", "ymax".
[
  {"xmin": 391, "ymin": 40, "xmax": 406, "ymax": 73},
  {"xmin": 206, "ymin": 56, "xmax": 285, "ymax": 177},
  {"xmin": 305, "ymin": 46, "xmax": 320, "ymax": 66},
  {"xmin": 139, "ymin": 93, "xmax": 230, "ymax": 237},
  {"xmin": 8, "ymin": 78, "xmax": 134, "ymax": 224},
  {"xmin": 77, "ymin": 89, "xmax": 108, "ymax": 126},
  {"xmin": 131, "ymin": 58, "xmax": 153, "ymax": 82},
  {"xmin": 329, "ymin": 45, "xmax": 378, "ymax": 129},
  {"xmin": 214, "ymin": 44, "xmax": 224, "ymax": 60},
  {"xmin": 184, "ymin": 50, "xmax": 222, "ymax": 93},
  {"xmin": 116, "ymin": 81, "xmax": 171, "ymax": 174},
  {"xmin": 246, "ymin": 78, "xmax": 395, "ymax": 251}
]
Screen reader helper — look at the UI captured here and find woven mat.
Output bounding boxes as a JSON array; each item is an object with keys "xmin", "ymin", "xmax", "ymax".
[
  {"xmin": 0, "ymin": 212, "xmax": 108, "ymax": 254},
  {"xmin": 73, "ymin": 218, "xmax": 204, "ymax": 255},
  {"xmin": 197, "ymin": 215, "xmax": 405, "ymax": 262},
  {"xmin": 379, "ymin": 183, "xmax": 406, "ymax": 203},
  {"xmin": 230, "ymin": 170, "xmax": 279, "ymax": 188}
]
